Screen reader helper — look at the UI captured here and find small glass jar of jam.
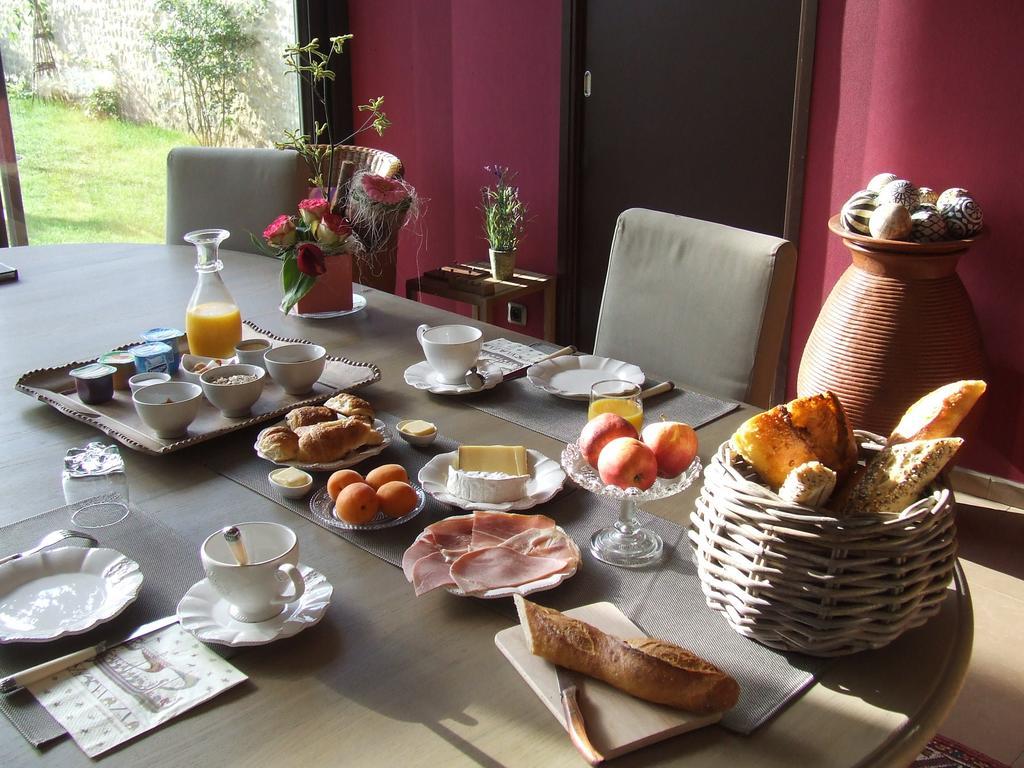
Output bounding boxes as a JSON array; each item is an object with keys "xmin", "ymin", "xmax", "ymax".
[{"xmin": 69, "ymin": 363, "xmax": 117, "ymax": 405}]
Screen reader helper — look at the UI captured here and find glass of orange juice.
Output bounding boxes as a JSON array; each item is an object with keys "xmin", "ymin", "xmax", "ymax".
[{"xmin": 588, "ymin": 379, "xmax": 643, "ymax": 431}]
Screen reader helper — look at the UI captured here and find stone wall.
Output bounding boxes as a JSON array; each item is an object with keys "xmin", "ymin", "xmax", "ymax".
[{"xmin": 0, "ymin": 0, "xmax": 300, "ymax": 146}]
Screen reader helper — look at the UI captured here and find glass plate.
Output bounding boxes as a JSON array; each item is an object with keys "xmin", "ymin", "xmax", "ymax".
[{"xmin": 308, "ymin": 485, "xmax": 426, "ymax": 531}]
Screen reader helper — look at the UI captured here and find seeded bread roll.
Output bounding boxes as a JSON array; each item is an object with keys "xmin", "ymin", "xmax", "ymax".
[
  {"xmin": 514, "ymin": 595, "xmax": 740, "ymax": 714},
  {"xmin": 841, "ymin": 437, "xmax": 962, "ymax": 516},
  {"xmin": 887, "ymin": 380, "xmax": 986, "ymax": 446}
]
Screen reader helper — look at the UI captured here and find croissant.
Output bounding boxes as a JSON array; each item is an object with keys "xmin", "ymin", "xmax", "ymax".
[
  {"xmin": 257, "ymin": 426, "xmax": 299, "ymax": 462},
  {"xmin": 324, "ymin": 393, "xmax": 375, "ymax": 423},
  {"xmin": 297, "ymin": 417, "xmax": 384, "ymax": 463},
  {"xmin": 286, "ymin": 406, "xmax": 339, "ymax": 431}
]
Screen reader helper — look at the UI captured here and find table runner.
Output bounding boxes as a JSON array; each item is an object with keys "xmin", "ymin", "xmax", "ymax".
[
  {"xmin": 0, "ymin": 500, "xmax": 208, "ymax": 747},
  {"xmin": 461, "ymin": 377, "xmax": 739, "ymax": 444},
  {"xmin": 200, "ymin": 414, "xmax": 824, "ymax": 734}
]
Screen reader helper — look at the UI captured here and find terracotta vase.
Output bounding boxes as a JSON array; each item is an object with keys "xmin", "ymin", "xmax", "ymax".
[
  {"xmin": 295, "ymin": 253, "xmax": 353, "ymax": 315},
  {"xmin": 797, "ymin": 216, "xmax": 987, "ymax": 435}
]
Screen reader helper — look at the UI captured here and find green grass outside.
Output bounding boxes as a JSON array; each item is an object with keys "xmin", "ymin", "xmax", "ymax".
[{"xmin": 9, "ymin": 95, "xmax": 195, "ymax": 244}]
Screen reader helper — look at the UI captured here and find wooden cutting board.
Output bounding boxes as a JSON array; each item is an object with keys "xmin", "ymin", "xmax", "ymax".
[{"xmin": 494, "ymin": 602, "xmax": 721, "ymax": 760}]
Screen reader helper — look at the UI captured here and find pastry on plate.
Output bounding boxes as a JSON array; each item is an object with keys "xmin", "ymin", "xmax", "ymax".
[
  {"xmin": 297, "ymin": 417, "xmax": 384, "ymax": 464},
  {"xmin": 286, "ymin": 405, "xmax": 339, "ymax": 431},
  {"xmin": 257, "ymin": 426, "xmax": 300, "ymax": 462},
  {"xmin": 324, "ymin": 393, "xmax": 375, "ymax": 423}
]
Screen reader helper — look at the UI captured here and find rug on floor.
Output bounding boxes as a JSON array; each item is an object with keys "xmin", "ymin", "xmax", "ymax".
[{"xmin": 912, "ymin": 734, "xmax": 1011, "ymax": 768}]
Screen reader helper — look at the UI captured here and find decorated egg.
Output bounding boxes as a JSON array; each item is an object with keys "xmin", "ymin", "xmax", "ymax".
[
  {"xmin": 877, "ymin": 179, "xmax": 918, "ymax": 208},
  {"xmin": 911, "ymin": 207, "xmax": 947, "ymax": 242},
  {"xmin": 916, "ymin": 187, "xmax": 939, "ymax": 208},
  {"xmin": 941, "ymin": 196, "xmax": 983, "ymax": 238},
  {"xmin": 937, "ymin": 187, "xmax": 970, "ymax": 210},
  {"xmin": 840, "ymin": 189, "xmax": 877, "ymax": 234},
  {"xmin": 869, "ymin": 203, "xmax": 912, "ymax": 240},
  {"xmin": 867, "ymin": 172, "xmax": 898, "ymax": 192}
]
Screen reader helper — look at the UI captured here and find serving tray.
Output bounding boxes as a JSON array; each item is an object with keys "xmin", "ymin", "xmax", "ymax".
[{"xmin": 15, "ymin": 321, "xmax": 380, "ymax": 455}]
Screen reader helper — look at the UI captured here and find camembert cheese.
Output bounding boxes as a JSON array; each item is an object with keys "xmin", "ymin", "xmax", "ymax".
[{"xmin": 448, "ymin": 445, "xmax": 531, "ymax": 503}]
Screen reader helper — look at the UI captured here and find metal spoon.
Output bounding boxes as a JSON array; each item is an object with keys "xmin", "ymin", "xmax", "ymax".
[
  {"xmin": 464, "ymin": 365, "xmax": 486, "ymax": 391},
  {"xmin": 0, "ymin": 529, "xmax": 99, "ymax": 567}
]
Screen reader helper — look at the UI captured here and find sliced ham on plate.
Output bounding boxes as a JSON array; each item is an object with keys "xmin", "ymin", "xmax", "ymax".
[
  {"xmin": 469, "ymin": 510, "xmax": 556, "ymax": 550},
  {"xmin": 450, "ymin": 547, "xmax": 571, "ymax": 597},
  {"xmin": 402, "ymin": 538, "xmax": 440, "ymax": 582},
  {"xmin": 500, "ymin": 527, "xmax": 578, "ymax": 562},
  {"xmin": 411, "ymin": 551, "xmax": 458, "ymax": 596}
]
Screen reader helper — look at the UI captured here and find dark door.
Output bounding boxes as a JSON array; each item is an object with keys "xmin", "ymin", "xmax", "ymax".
[{"xmin": 565, "ymin": 0, "xmax": 811, "ymax": 351}]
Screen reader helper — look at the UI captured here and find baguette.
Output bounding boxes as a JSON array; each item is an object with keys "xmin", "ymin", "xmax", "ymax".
[
  {"xmin": 887, "ymin": 380, "xmax": 986, "ymax": 446},
  {"xmin": 514, "ymin": 595, "xmax": 739, "ymax": 714},
  {"xmin": 778, "ymin": 461, "xmax": 837, "ymax": 507}
]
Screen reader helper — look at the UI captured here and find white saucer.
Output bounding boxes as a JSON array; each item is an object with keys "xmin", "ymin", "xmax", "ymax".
[
  {"xmin": 526, "ymin": 354, "xmax": 645, "ymax": 400},
  {"xmin": 404, "ymin": 360, "xmax": 503, "ymax": 395},
  {"xmin": 417, "ymin": 449, "xmax": 567, "ymax": 511},
  {"xmin": 176, "ymin": 564, "xmax": 333, "ymax": 647}
]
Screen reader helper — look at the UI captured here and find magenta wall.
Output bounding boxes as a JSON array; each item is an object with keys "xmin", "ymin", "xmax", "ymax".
[
  {"xmin": 793, "ymin": 0, "xmax": 1024, "ymax": 482},
  {"xmin": 349, "ymin": 1, "xmax": 1023, "ymax": 482},
  {"xmin": 348, "ymin": 0, "xmax": 562, "ymax": 339}
]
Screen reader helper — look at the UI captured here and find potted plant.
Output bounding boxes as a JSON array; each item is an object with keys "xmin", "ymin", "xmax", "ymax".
[{"xmin": 481, "ymin": 165, "xmax": 527, "ymax": 280}]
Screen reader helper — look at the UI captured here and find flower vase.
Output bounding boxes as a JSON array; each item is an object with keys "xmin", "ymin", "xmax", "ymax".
[
  {"xmin": 489, "ymin": 248, "xmax": 516, "ymax": 281},
  {"xmin": 293, "ymin": 253, "xmax": 356, "ymax": 317},
  {"xmin": 797, "ymin": 216, "xmax": 987, "ymax": 435}
]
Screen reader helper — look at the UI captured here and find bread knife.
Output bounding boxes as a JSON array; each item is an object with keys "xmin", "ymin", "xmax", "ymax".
[
  {"xmin": 0, "ymin": 615, "xmax": 178, "ymax": 694},
  {"xmin": 639, "ymin": 380, "xmax": 675, "ymax": 400},
  {"xmin": 555, "ymin": 665, "xmax": 604, "ymax": 765},
  {"xmin": 505, "ymin": 345, "xmax": 577, "ymax": 382}
]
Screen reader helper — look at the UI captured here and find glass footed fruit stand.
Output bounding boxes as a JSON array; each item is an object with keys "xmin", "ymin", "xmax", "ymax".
[{"xmin": 560, "ymin": 442, "xmax": 702, "ymax": 567}]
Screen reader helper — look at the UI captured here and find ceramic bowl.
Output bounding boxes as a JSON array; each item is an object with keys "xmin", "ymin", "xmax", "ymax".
[
  {"xmin": 200, "ymin": 364, "xmax": 266, "ymax": 417},
  {"xmin": 179, "ymin": 354, "xmax": 238, "ymax": 384},
  {"xmin": 396, "ymin": 419, "xmax": 438, "ymax": 448},
  {"xmin": 264, "ymin": 344, "xmax": 327, "ymax": 395},
  {"xmin": 132, "ymin": 382, "xmax": 203, "ymax": 439},
  {"xmin": 128, "ymin": 371, "xmax": 171, "ymax": 394},
  {"xmin": 234, "ymin": 338, "xmax": 273, "ymax": 368},
  {"xmin": 268, "ymin": 468, "xmax": 314, "ymax": 499}
]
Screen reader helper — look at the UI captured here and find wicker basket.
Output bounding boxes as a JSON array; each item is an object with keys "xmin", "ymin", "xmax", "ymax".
[{"xmin": 689, "ymin": 431, "xmax": 958, "ymax": 656}]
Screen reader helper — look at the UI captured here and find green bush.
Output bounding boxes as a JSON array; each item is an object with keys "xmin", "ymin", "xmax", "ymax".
[{"xmin": 85, "ymin": 87, "xmax": 121, "ymax": 119}]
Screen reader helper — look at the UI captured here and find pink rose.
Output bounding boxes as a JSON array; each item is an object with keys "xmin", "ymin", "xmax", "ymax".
[
  {"xmin": 360, "ymin": 174, "xmax": 408, "ymax": 205},
  {"xmin": 298, "ymin": 198, "xmax": 330, "ymax": 226},
  {"xmin": 315, "ymin": 212, "xmax": 353, "ymax": 247},
  {"xmin": 263, "ymin": 215, "xmax": 297, "ymax": 248},
  {"xmin": 295, "ymin": 242, "xmax": 326, "ymax": 276}
]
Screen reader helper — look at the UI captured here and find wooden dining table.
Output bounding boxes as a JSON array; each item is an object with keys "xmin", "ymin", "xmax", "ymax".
[{"xmin": 0, "ymin": 244, "xmax": 972, "ymax": 767}]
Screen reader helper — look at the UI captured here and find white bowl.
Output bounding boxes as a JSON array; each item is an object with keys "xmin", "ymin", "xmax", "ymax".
[
  {"xmin": 200, "ymin": 364, "xmax": 266, "ymax": 417},
  {"xmin": 268, "ymin": 468, "xmax": 313, "ymax": 499},
  {"xmin": 396, "ymin": 419, "xmax": 438, "ymax": 448},
  {"xmin": 264, "ymin": 344, "xmax": 327, "ymax": 395},
  {"xmin": 235, "ymin": 338, "xmax": 273, "ymax": 368},
  {"xmin": 132, "ymin": 382, "xmax": 203, "ymax": 438},
  {"xmin": 128, "ymin": 371, "xmax": 171, "ymax": 394},
  {"xmin": 179, "ymin": 354, "xmax": 238, "ymax": 384}
]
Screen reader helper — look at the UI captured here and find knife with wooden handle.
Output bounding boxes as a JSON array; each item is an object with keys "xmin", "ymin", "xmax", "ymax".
[
  {"xmin": 639, "ymin": 380, "xmax": 675, "ymax": 400},
  {"xmin": 504, "ymin": 345, "xmax": 577, "ymax": 382},
  {"xmin": 555, "ymin": 665, "xmax": 604, "ymax": 764}
]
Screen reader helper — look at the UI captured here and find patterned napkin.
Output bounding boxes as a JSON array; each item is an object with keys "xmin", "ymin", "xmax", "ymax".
[{"xmin": 28, "ymin": 625, "xmax": 246, "ymax": 758}]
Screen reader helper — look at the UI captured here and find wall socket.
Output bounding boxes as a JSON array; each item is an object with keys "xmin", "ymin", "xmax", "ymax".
[{"xmin": 508, "ymin": 302, "xmax": 527, "ymax": 326}]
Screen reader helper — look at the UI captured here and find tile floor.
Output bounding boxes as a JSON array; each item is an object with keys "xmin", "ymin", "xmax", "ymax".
[{"xmin": 938, "ymin": 493, "xmax": 1024, "ymax": 766}]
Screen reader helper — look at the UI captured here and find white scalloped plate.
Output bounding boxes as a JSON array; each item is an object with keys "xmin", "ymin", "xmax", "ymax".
[
  {"xmin": 176, "ymin": 564, "xmax": 332, "ymax": 647},
  {"xmin": 0, "ymin": 547, "xmax": 144, "ymax": 643},
  {"xmin": 403, "ymin": 360, "xmax": 503, "ymax": 395},
  {"xmin": 417, "ymin": 449, "xmax": 566, "ymax": 511},
  {"xmin": 254, "ymin": 418, "xmax": 392, "ymax": 471},
  {"xmin": 526, "ymin": 354, "xmax": 645, "ymax": 400}
]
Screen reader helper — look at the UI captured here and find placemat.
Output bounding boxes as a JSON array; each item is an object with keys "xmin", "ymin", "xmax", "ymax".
[
  {"xmin": 201, "ymin": 417, "xmax": 823, "ymax": 734},
  {"xmin": 0, "ymin": 500, "xmax": 206, "ymax": 747},
  {"xmin": 461, "ymin": 377, "xmax": 738, "ymax": 444}
]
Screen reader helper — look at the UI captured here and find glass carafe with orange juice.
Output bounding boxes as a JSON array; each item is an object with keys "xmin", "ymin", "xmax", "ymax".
[
  {"xmin": 184, "ymin": 229, "xmax": 242, "ymax": 358},
  {"xmin": 588, "ymin": 380, "xmax": 644, "ymax": 431}
]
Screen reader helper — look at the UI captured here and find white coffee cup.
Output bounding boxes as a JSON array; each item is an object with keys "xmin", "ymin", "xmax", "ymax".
[
  {"xmin": 416, "ymin": 324, "xmax": 483, "ymax": 385},
  {"xmin": 201, "ymin": 522, "xmax": 306, "ymax": 623}
]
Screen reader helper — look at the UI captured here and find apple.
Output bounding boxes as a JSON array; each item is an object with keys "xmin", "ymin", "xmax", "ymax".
[
  {"xmin": 641, "ymin": 420, "xmax": 698, "ymax": 478},
  {"xmin": 597, "ymin": 437, "xmax": 658, "ymax": 491},
  {"xmin": 578, "ymin": 412, "xmax": 638, "ymax": 467}
]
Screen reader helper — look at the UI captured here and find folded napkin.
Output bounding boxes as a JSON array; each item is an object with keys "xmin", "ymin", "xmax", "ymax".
[{"xmin": 28, "ymin": 625, "xmax": 246, "ymax": 758}]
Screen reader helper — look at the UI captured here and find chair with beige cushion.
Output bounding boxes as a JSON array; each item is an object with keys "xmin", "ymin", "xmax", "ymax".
[
  {"xmin": 166, "ymin": 147, "xmax": 309, "ymax": 254},
  {"xmin": 593, "ymin": 208, "xmax": 797, "ymax": 408}
]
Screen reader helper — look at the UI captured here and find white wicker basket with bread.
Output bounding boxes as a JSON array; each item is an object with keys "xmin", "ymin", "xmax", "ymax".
[{"xmin": 690, "ymin": 381, "xmax": 985, "ymax": 656}]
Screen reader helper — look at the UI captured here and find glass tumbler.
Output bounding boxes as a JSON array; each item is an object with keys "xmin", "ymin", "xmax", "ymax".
[{"xmin": 62, "ymin": 442, "xmax": 130, "ymax": 528}]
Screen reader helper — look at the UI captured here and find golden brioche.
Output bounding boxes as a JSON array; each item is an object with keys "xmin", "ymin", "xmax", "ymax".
[
  {"xmin": 731, "ymin": 405, "xmax": 817, "ymax": 488},
  {"xmin": 786, "ymin": 392, "xmax": 858, "ymax": 478},
  {"xmin": 887, "ymin": 380, "xmax": 986, "ymax": 446}
]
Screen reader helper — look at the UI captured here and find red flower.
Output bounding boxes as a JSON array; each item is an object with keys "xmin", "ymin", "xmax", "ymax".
[
  {"xmin": 295, "ymin": 242, "xmax": 326, "ymax": 276},
  {"xmin": 360, "ymin": 174, "xmax": 408, "ymax": 204},
  {"xmin": 298, "ymin": 197, "xmax": 330, "ymax": 226},
  {"xmin": 315, "ymin": 212, "xmax": 353, "ymax": 246},
  {"xmin": 263, "ymin": 215, "xmax": 297, "ymax": 248}
]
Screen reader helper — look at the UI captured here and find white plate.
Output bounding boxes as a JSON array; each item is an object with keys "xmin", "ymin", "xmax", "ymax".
[
  {"xmin": 526, "ymin": 354, "xmax": 645, "ymax": 400},
  {"xmin": 254, "ymin": 418, "xmax": 392, "ymax": 472},
  {"xmin": 176, "ymin": 564, "xmax": 332, "ymax": 647},
  {"xmin": 418, "ymin": 449, "xmax": 566, "ymax": 511},
  {"xmin": 0, "ymin": 547, "xmax": 144, "ymax": 643},
  {"xmin": 308, "ymin": 484, "xmax": 427, "ymax": 530},
  {"xmin": 403, "ymin": 360, "xmax": 503, "ymax": 395}
]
